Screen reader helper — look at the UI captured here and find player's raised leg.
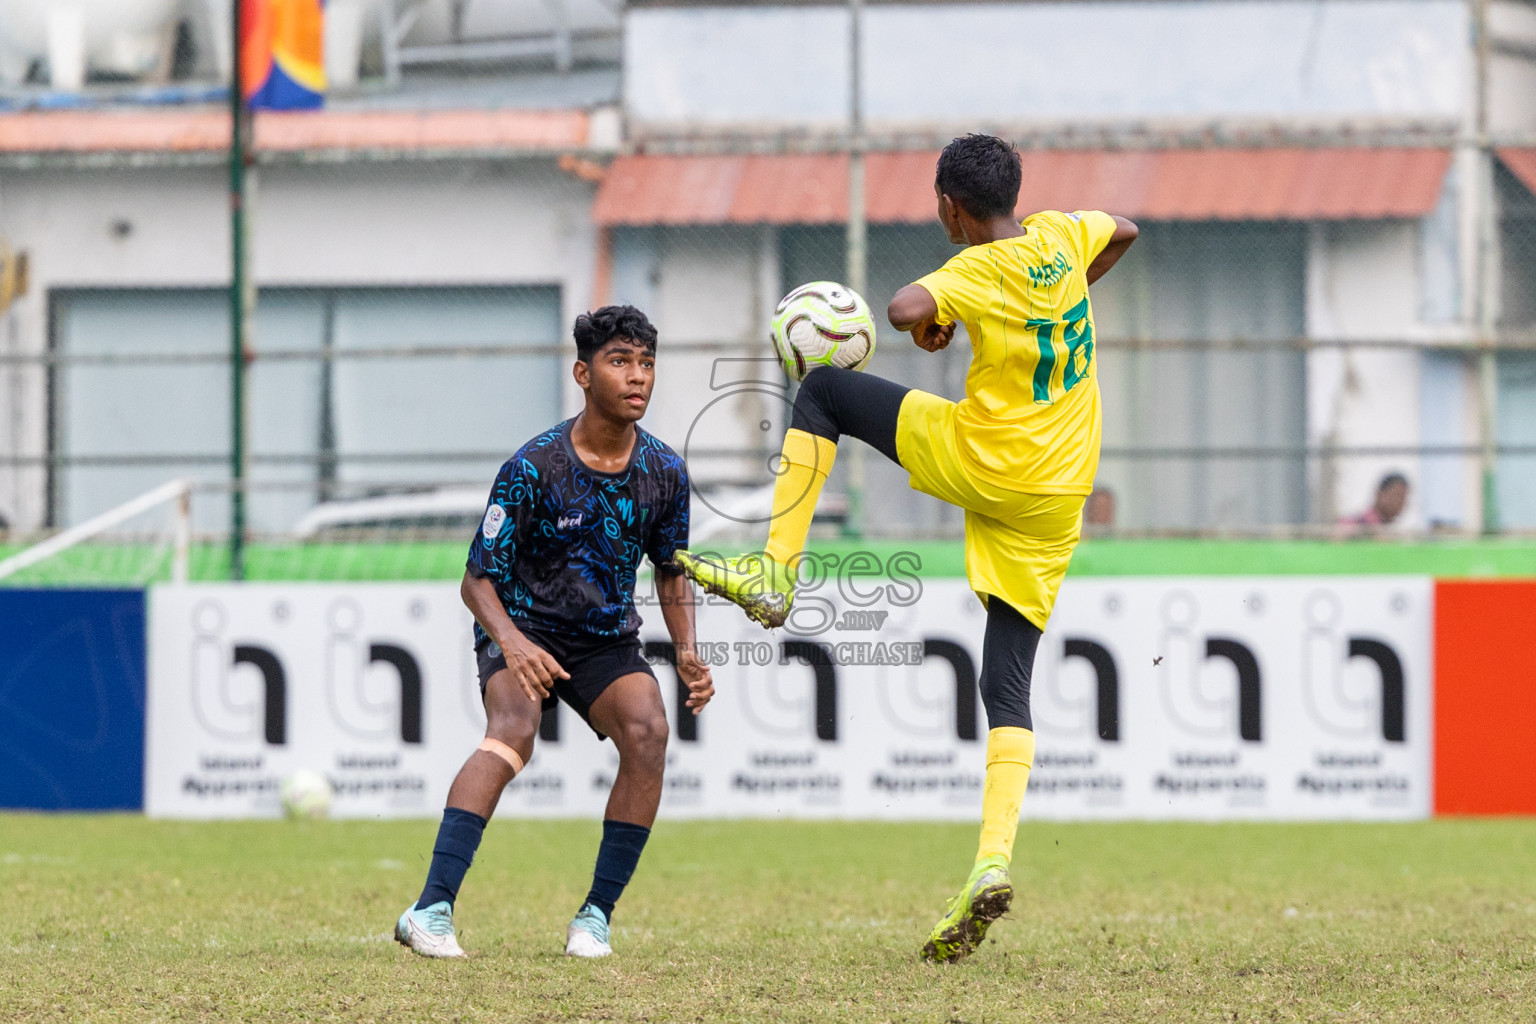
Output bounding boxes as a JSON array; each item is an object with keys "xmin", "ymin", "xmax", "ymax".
[
  {"xmin": 673, "ymin": 366, "xmax": 911, "ymax": 627},
  {"xmin": 564, "ymin": 671, "xmax": 670, "ymax": 957},
  {"xmin": 396, "ymin": 664, "xmax": 540, "ymax": 958},
  {"xmin": 923, "ymin": 596, "xmax": 1040, "ymax": 962}
]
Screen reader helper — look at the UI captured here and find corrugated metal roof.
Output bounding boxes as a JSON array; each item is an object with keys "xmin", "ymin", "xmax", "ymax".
[
  {"xmin": 593, "ymin": 147, "xmax": 1452, "ymax": 226},
  {"xmin": 1500, "ymin": 148, "xmax": 1536, "ymax": 196},
  {"xmin": 590, "ymin": 154, "xmax": 847, "ymax": 224},
  {"xmin": 0, "ymin": 109, "xmax": 591, "ymax": 155}
]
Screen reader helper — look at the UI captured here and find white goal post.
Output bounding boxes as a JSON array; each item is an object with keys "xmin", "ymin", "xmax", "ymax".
[{"xmin": 0, "ymin": 478, "xmax": 193, "ymax": 585}]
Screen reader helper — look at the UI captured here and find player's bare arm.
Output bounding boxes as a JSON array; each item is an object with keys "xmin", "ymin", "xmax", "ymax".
[
  {"xmin": 887, "ymin": 284, "xmax": 956, "ymax": 353},
  {"xmin": 460, "ymin": 570, "xmax": 569, "ymax": 702},
  {"xmin": 656, "ymin": 571, "xmax": 714, "ymax": 713},
  {"xmin": 1086, "ymin": 216, "xmax": 1139, "ymax": 284}
]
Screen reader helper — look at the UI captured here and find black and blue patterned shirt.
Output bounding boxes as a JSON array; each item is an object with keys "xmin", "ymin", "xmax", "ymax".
[{"xmin": 467, "ymin": 418, "xmax": 689, "ymax": 644}]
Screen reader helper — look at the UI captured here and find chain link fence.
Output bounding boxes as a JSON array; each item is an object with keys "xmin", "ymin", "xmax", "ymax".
[
  {"xmin": 1495, "ymin": 159, "xmax": 1536, "ymax": 532},
  {"xmin": 6, "ymin": 152, "xmax": 1536, "ymax": 582}
]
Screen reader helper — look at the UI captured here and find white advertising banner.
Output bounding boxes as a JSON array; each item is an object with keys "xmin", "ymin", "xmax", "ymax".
[{"xmin": 146, "ymin": 575, "xmax": 1432, "ymax": 820}]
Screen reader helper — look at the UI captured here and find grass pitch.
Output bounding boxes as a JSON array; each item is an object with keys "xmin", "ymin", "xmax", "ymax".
[{"xmin": 3, "ymin": 816, "xmax": 1533, "ymax": 1022}]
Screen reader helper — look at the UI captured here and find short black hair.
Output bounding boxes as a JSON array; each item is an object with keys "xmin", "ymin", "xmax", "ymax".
[
  {"xmin": 1378, "ymin": 472, "xmax": 1409, "ymax": 492},
  {"xmin": 935, "ymin": 134, "xmax": 1022, "ymax": 220},
  {"xmin": 573, "ymin": 304, "xmax": 658, "ymax": 363}
]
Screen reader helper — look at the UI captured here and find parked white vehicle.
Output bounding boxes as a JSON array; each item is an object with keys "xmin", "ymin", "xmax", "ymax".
[{"xmin": 291, "ymin": 483, "xmax": 777, "ymax": 547}]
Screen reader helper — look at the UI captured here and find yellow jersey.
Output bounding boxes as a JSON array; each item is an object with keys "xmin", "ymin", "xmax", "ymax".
[{"xmin": 913, "ymin": 209, "xmax": 1118, "ymax": 495}]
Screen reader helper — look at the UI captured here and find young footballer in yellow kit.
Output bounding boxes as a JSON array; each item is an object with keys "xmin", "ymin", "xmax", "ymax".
[{"xmin": 674, "ymin": 134, "xmax": 1138, "ymax": 962}]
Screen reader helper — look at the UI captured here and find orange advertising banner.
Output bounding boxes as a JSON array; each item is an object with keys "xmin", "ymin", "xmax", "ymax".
[{"xmin": 1434, "ymin": 580, "xmax": 1536, "ymax": 815}]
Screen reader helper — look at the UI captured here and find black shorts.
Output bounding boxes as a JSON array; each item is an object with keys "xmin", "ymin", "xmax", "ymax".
[{"xmin": 475, "ymin": 626, "xmax": 656, "ymax": 738}]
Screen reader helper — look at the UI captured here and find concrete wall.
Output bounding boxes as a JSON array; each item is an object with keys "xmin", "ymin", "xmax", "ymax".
[
  {"xmin": 0, "ymin": 159, "xmax": 598, "ymax": 531},
  {"xmin": 626, "ymin": 0, "xmax": 1469, "ymax": 133},
  {"xmin": 1491, "ymin": 0, "xmax": 1536, "ymax": 135},
  {"xmin": 1090, "ymin": 221, "xmax": 1308, "ymax": 532},
  {"xmin": 1303, "ymin": 211, "xmax": 1484, "ymax": 532}
]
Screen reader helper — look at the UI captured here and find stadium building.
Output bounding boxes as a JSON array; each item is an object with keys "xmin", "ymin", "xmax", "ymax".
[{"xmin": 0, "ymin": 0, "xmax": 1534, "ymax": 540}]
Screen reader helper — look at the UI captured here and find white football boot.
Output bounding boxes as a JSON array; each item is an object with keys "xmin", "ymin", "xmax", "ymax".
[
  {"xmin": 564, "ymin": 904, "xmax": 612, "ymax": 958},
  {"xmin": 395, "ymin": 901, "xmax": 466, "ymax": 958}
]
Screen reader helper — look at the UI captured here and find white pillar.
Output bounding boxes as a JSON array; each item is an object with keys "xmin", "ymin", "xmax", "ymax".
[
  {"xmin": 46, "ymin": 6, "xmax": 86, "ymax": 91},
  {"xmin": 326, "ymin": 0, "xmax": 369, "ymax": 91}
]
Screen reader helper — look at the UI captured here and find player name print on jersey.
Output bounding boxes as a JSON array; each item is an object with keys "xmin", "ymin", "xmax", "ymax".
[{"xmin": 1027, "ymin": 251, "xmax": 1072, "ymax": 288}]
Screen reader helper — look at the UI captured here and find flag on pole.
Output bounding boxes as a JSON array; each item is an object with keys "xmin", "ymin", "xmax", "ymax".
[{"xmin": 241, "ymin": 0, "xmax": 327, "ymax": 110}]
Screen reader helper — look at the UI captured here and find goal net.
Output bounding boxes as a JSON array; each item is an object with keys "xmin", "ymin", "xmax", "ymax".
[
  {"xmin": 0, "ymin": 478, "xmax": 780, "ymax": 586},
  {"xmin": 0, "ymin": 479, "xmax": 191, "ymax": 588}
]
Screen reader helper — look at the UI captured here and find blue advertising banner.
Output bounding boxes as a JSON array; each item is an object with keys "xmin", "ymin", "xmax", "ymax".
[{"xmin": 0, "ymin": 590, "xmax": 146, "ymax": 810}]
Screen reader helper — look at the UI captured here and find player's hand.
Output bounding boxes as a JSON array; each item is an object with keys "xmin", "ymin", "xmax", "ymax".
[
  {"xmin": 502, "ymin": 632, "xmax": 569, "ymax": 703},
  {"xmin": 912, "ymin": 320, "xmax": 954, "ymax": 352},
  {"xmin": 676, "ymin": 646, "xmax": 715, "ymax": 715}
]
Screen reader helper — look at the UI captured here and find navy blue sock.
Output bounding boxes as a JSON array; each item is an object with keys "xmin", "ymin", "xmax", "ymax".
[
  {"xmin": 415, "ymin": 807, "xmax": 487, "ymax": 910},
  {"xmin": 582, "ymin": 820, "xmax": 652, "ymax": 921}
]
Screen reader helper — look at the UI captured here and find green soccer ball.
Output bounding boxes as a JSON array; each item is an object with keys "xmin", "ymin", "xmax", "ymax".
[
  {"xmin": 770, "ymin": 281, "xmax": 877, "ymax": 382},
  {"xmin": 280, "ymin": 769, "xmax": 333, "ymax": 820}
]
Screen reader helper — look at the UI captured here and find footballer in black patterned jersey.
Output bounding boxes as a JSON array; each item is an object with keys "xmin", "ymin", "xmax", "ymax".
[{"xmin": 395, "ymin": 305, "xmax": 712, "ymax": 961}]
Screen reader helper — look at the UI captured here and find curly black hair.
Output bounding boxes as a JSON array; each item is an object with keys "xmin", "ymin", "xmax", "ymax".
[
  {"xmin": 573, "ymin": 304, "xmax": 658, "ymax": 362},
  {"xmin": 935, "ymin": 134, "xmax": 1022, "ymax": 220}
]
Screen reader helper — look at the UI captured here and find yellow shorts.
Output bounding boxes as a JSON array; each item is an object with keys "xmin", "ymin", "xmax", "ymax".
[{"xmin": 895, "ymin": 389, "xmax": 1085, "ymax": 630}]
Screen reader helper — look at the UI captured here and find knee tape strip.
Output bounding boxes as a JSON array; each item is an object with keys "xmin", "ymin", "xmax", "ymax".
[{"xmin": 478, "ymin": 737, "xmax": 524, "ymax": 774}]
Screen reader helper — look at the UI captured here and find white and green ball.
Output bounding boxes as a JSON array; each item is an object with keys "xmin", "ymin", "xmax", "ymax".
[
  {"xmin": 770, "ymin": 281, "xmax": 877, "ymax": 382},
  {"xmin": 280, "ymin": 769, "xmax": 333, "ymax": 820}
]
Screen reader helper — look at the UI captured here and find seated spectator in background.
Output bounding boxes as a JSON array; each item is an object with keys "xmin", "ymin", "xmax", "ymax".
[
  {"xmin": 1338, "ymin": 473, "xmax": 1409, "ymax": 538},
  {"xmin": 1084, "ymin": 486, "xmax": 1116, "ymax": 536}
]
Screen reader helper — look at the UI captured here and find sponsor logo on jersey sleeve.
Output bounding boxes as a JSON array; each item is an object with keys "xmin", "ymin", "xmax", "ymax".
[{"xmin": 482, "ymin": 504, "xmax": 507, "ymax": 541}]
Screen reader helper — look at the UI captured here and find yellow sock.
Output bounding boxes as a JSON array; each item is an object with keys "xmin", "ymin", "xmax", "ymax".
[
  {"xmin": 763, "ymin": 429, "xmax": 838, "ymax": 566},
  {"xmin": 975, "ymin": 727, "xmax": 1035, "ymax": 865}
]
